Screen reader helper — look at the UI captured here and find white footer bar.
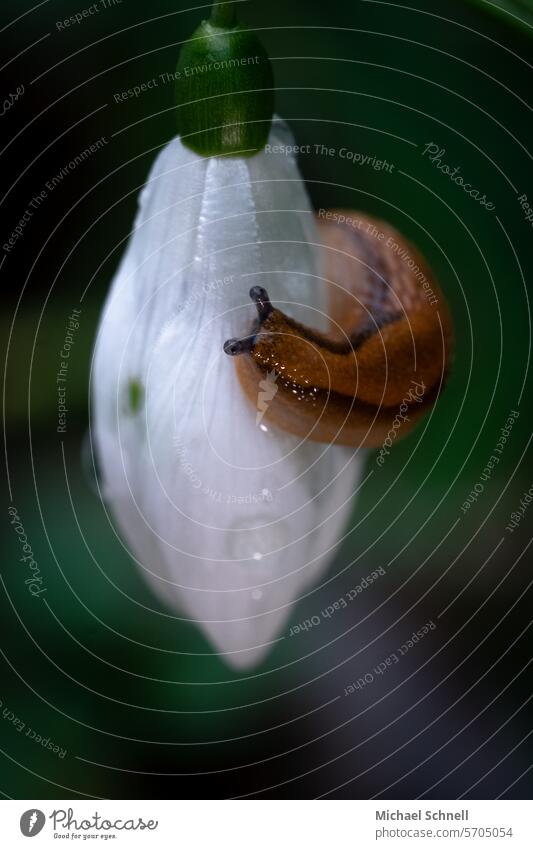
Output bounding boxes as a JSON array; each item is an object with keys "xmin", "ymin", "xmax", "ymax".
[{"xmin": 1, "ymin": 800, "xmax": 531, "ymax": 847}]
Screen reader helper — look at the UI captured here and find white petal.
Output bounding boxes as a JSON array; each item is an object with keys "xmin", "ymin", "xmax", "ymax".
[{"xmin": 92, "ymin": 118, "xmax": 363, "ymax": 669}]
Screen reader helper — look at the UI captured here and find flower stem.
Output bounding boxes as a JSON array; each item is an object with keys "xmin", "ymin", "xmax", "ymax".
[
  {"xmin": 176, "ymin": 0, "xmax": 273, "ymax": 156},
  {"xmin": 210, "ymin": 1, "xmax": 236, "ymax": 27}
]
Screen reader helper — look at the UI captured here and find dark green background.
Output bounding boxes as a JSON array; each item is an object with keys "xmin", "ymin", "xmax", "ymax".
[{"xmin": 1, "ymin": 0, "xmax": 532, "ymax": 799}]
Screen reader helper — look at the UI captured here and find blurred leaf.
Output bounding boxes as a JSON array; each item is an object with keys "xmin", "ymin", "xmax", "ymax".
[{"xmin": 465, "ymin": 0, "xmax": 533, "ymax": 33}]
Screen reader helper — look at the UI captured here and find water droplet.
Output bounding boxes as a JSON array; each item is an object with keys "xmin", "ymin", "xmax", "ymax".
[
  {"xmin": 226, "ymin": 515, "xmax": 289, "ymax": 562},
  {"xmin": 251, "ymin": 589, "xmax": 263, "ymax": 600}
]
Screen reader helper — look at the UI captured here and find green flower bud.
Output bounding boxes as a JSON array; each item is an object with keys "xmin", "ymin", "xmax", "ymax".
[{"xmin": 176, "ymin": 2, "xmax": 274, "ymax": 157}]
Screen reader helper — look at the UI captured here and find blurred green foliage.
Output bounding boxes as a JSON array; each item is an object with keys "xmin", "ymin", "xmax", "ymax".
[{"xmin": 2, "ymin": 0, "xmax": 532, "ymax": 799}]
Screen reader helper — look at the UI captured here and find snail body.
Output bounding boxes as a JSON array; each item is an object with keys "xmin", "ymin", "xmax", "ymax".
[{"xmin": 225, "ymin": 211, "xmax": 453, "ymax": 448}]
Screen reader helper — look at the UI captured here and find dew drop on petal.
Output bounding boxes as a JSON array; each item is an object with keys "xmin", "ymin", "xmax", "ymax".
[{"xmin": 226, "ymin": 515, "xmax": 289, "ymax": 562}]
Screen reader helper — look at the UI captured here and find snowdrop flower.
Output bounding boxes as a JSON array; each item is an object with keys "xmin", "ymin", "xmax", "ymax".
[
  {"xmin": 91, "ymin": 4, "xmax": 363, "ymax": 670},
  {"xmin": 92, "ymin": 3, "xmax": 451, "ymax": 668},
  {"xmin": 92, "ymin": 111, "xmax": 362, "ymax": 668}
]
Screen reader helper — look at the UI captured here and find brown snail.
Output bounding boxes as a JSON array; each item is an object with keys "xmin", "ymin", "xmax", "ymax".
[{"xmin": 224, "ymin": 210, "xmax": 453, "ymax": 447}]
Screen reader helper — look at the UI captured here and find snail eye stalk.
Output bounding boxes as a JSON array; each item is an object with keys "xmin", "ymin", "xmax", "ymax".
[
  {"xmin": 223, "ymin": 287, "xmax": 275, "ymax": 357},
  {"xmin": 249, "ymin": 286, "xmax": 274, "ymax": 321},
  {"xmin": 223, "ymin": 337, "xmax": 255, "ymax": 356}
]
